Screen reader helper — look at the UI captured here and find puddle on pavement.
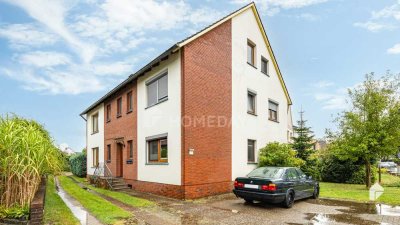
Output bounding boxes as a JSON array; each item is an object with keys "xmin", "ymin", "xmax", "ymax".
[
  {"xmin": 305, "ymin": 199, "xmax": 400, "ymax": 225},
  {"xmin": 310, "ymin": 199, "xmax": 400, "ymax": 216},
  {"xmin": 306, "ymin": 213, "xmax": 379, "ymax": 225},
  {"xmin": 55, "ymin": 180, "xmax": 89, "ymax": 225}
]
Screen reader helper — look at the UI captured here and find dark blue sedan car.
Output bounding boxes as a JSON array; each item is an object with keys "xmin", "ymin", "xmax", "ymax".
[{"xmin": 233, "ymin": 167, "xmax": 319, "ymax": 208}]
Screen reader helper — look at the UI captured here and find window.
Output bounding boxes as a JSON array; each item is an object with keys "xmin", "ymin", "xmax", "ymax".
[
  {"xmin": 247, "ymin": 91, "xmax": 256, "ymax": 115},
  {"xmin": 296, "ymin": 168, "xmax": 307, "ymax": 179},
  {"xmin": 92, "ymin": 147, "xmax": 99, "ymax": 167},
  {"xmin": 117, "ymin": 97, "xmax": 122, "ymax": 117},
  {"xmin": 248, "ymin": 139, "xmax": 256, "ymax": 163},
  {"xmin": 147, "ymin": 137, "xmax": 168, "ymax": 163},
  {"xmin": 107, "ymin": 144, "xmax": 111, "ymax": 162},
  {"xmin": 147, "ymin": 73, "xmax": 168, "ymax": 107},
  {"xmin": 92, "ymin": 113, "xmax": 99, "ymax": 133},
  {"xmin": 261, "ymin": 56, "xmax": 269, "ymax": 75},
  {"xmin": 268, "ymin": 101, "xmax": 279, "ymax": 122},
  {"xmin": 127, "ymin": 91, "xmax": 133, "ymax": 113},
  {"xmin": 128, "ymin": 140, "xmax": 133, "ymax": 159},
  {"xmin": 247, "ymin": 40, "xmax": 256, "ymax": 66},
  {"xmin": 106, "ymin": 104, "xmax": 111, "ymax": 122},
  {"xmin": 286, "ymin": 168, "xmax": 299, "ymax": 180}
]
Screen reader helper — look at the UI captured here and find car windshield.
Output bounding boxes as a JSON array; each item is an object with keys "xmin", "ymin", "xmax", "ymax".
[{"xmin": 247, "ymin": 167, "xmax": 285, "ymax": 179}]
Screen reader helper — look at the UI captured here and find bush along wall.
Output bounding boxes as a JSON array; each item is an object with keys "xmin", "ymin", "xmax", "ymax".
[{"xmin": 69, "ymin": 153, "xmax": 87, "ymax": 177}]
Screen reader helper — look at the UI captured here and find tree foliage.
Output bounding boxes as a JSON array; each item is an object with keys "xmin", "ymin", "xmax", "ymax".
[
  {"xmin": 329, "ymin": 73, "xmax": 400, "ymax": 188},
  {"xmin": 258, "ymin": 142, "xmax": 304, "ymax": 167}
]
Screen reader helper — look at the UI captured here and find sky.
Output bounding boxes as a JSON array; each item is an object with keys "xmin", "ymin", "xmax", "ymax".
[{"xmin": 0, "ymin": 0, "xmax": 399, "ymax": 151}]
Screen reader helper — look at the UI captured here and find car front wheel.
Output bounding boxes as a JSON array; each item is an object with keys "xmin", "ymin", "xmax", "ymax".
[{"xmin": 283, "ymin": 192, "xmax": 294, "ymax": 208}]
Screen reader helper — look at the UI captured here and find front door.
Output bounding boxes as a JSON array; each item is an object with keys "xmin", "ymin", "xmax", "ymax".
[{"xmin": 116, "ymin": 143, "xmax": 123, "ymax": 177}]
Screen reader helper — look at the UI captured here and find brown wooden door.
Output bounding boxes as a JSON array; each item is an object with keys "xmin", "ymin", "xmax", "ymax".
[{"xmin": 116, "ymin": 143, "xmax": 123, "ymax": 177}]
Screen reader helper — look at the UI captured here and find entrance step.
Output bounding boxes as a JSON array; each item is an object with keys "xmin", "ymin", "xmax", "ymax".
[{"xmin": 110, "ymin": 177, "xmax": 130, "ymax": 191}]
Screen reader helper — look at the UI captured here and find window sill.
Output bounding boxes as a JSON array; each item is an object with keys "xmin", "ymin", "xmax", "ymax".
[
  {"xmin": 261, "ymin": 71, "xmax": 270, "ymax": 76},
  {"xmin": 116, "ymin": 114, "xmax": 122, "ymax": 118},
  {"xmin": 91, "ymin": 131, "xmax": 99, "ymax": 135},
  {"xmin": 247, "ymin": 62, "xmax": 257, "ymax": 69},
  {"xmin": 106, "ymin": 120, "xmax": 111, "ymax": 123},
  {"xmin": 247, "ymin": 162, "xmax": 258, "ymax": 165},
  {"xmin": 145, "ymin": 162, "xmax": 169, "ymax": 165},
  {"xmin": 269, "ymin": 119, "xmax": 279, "ymax": 123},
  {"xmin": 247, "ymin": 111, "xmax": 257, "ymax": 116},
  {"xmin": 145, "ymin": 98, "xmax": 168, "ymax": 110},
  {"xmin": 106, "ymin": 160, "xmax": 111, "ymax": 163},
  {"xmin": 126, "ymin": 110, "xmax": 133, "ymax": 114}
]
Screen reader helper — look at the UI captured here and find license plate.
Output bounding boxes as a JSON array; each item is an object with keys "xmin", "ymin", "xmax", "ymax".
[{"xmin": 244, "ymin": 184, "xmax": 259, "ymax": 189}]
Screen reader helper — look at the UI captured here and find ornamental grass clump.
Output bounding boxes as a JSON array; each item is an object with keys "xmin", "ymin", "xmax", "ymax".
[{"xmin": 0, "ymin": 115, "xmax": 63, "ymax": 209}]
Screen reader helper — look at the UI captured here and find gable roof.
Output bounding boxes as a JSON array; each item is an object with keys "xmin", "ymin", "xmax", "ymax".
[{"xmin": 80, "ymin": 2, "xmax": 291, "ymax": 116}]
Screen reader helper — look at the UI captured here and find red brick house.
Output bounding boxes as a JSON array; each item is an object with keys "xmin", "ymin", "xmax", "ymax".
[{"xmin": 81, "ymin": 2, "xmax": 293, "ymax": 199}]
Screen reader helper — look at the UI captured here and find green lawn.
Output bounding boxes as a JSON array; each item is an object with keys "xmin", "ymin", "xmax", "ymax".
[
  {"xmin": 58, "ymin": 176, "xmax": 131, "ymax": 225},
  {"xmin": 71, "ymin": 175, "xmax": 155, "ymax": 208},
  {"xmin": 44, "ymin": 176, "xmax": 80, "ymax": 225},
  {"xmin": 320, "ymin": 173, "xmax": 400, "ymax": 205}
]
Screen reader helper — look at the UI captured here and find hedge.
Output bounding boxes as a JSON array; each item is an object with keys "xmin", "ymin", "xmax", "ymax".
[{"xmin": 69, "ymin": 153, "xmax": 86, "ymax": 177}]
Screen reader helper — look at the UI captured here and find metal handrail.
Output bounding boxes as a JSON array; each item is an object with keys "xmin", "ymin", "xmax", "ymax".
[{"xmin": 92, "ymin": 162, "xmax": 114, "ymax": 190}]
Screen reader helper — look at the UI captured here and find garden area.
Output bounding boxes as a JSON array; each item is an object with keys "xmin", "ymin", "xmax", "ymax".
[
  {"xmin": 0, "ymin": 114, "xmax": 154, "ymax": 224},
  {"xmin": 258, "ymin": 73, "xmax": 400, "ymax": 206}
]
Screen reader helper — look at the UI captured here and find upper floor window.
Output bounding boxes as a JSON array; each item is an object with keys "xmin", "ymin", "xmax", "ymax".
[
  {"xmin": 147, "ymin": 136, "xmax": 168, "ymax": 163},
  {"xmin": 248, "ymin": 139, "xmax": 256, "ymax": 163},
  {"xmin": 106, "ymin": 104, "xmax": 111, "ymax": 122},
  {"xmin": 127, "ymin": 91, "xmax": 133, "ymax": 113},
  {"xmin": 268, "ymin": 100, "xmax": 279, "ymax": 122},
  {"xmin": 247, "ymin": 91, "xmax": 256, "ymax": 115},
  {"xmin": 117, "ymin": 97, "xmax": 122, "ymax": 117},
  {"xmin": 92, "ymin": 113, "xmax": 99, "ymax": 133},
  {"xmin": 147, "ymin": 73, "xmax": 168, "ymax": 107},
  {"xmin": 261, "ymin": 56, "xmax": 269, "ymax": 75},
  {"xmin": 128, "ymin": 140, "xmax": 133, "ymax": 159},
  {"xmin": 247, "ymin": 40, "xmax": 256, "ymax": 66}
]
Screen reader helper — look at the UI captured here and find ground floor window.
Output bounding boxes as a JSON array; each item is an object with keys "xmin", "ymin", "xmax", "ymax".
[
  {"xmin": 107, "ymin": 144, "xmax": 111, "ymax": 162},
  {"xmin": 92, "ymin": 147, "xmax": 99, "ymax": 167},
  {"xmin": 248, "ymin": 140, "xmax": 256, "ymax": 163},
  {"xmin": 128, "ymin": 140, "xmax": 133, "ymax": 159},
  {"xmin": 147, "ymin": 137, "xmax": 168, "ymax": 163}
]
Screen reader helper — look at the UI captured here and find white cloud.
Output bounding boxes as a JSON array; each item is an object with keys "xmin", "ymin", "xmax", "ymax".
[
  {"xmin": 0, "ymin": 24, "xmax": 57, "ymax": 49},
  {"xmin": 4, "ymin": 0, "xmax": 97, "ymax": 63},
  {"xmin": 353, "ymin": 21, "xmax": 396, "ymax": 32},
  {"xmin": 0, "ymin": 0, "xmax": 224, "ymax": 95},
  {"xmin": 387, "ymin": 43, "xmax": 400, "ymax": 54},
  {"xmin": 18, "ymin": 51, "xmax": 71, "ymax": 68},
  {"xmin": 313, "ymin": 81, "xmax": 334, "ymax": 88},
  {"xmin": 297, "ymin": 13, "xmax": 318, "ymax": 21},
  {"xmin": 372, "ymin": 3, "xmax": 400, "ymax": 21},
  {"xmin": 313, "ymin": 91, "xmax": 348, "ymax": 110},
  {"xmin": 231, "ymin": 0, "xmax": 328, "ymax": 16}
]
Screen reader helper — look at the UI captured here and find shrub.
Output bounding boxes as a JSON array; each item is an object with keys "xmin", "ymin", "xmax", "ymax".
[
  {"xmin": 258, "ymin": 142, "xmax": 304, "ymax": 167},
  {"xmin": 0, "ymin": 205, "xmax": 29, "ymax": 219},
  {"xmin": 0, "ymin": 115, "xmax": 62, "ymax": 208},
  {"xmin": 319, "ymin": 147, "xmax": 377, "ymax": 184},
  {"xmin": 69, "ymin": 153, "xmax": 87, "ymax": 177}
]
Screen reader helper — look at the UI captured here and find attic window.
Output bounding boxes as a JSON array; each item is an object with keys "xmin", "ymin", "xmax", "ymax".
[{"xmin": 247, "ymin": 40, "xmax": 256, "ymax": 66}]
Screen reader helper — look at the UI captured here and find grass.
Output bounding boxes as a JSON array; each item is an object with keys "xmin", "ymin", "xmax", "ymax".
[
  {"xmin": 44, "ymin": 176, "xmax": 79, "ymax": 225},
  {"xmin": 320, "ymin": 173, "xmax": 400, "ymax": 205},
  {"xmin": 71, "ymin": 175, "xmax": 154, "ymax": 208},
  {"xmin": 58, "ymin": 176, "xmax": 131, "ymax": 225}
]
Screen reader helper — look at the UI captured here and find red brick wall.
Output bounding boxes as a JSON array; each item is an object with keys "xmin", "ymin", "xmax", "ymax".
[
  {"xmin": 104, "ymin": 80, "xmax": 137, "ymax": 181},
  {"xmin": 181, "ymin": 19, "xmax": 232, "ymax": 199},
  {"xmin": 127, "ymin": 180, "xmax": 184, "ymax": 199}
]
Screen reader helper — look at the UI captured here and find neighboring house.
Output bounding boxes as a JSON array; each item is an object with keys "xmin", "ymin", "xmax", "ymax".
[
  {"xmin": 313, "ymin": 139, "xmax": 327, "ymax": 150},
  {"xmin": 80, "ymin": 2, "xmax": 293, "ymax": 199},
  {"xmin": 59, "ymin": 144, "xmax": 75, "ymax": 155}
]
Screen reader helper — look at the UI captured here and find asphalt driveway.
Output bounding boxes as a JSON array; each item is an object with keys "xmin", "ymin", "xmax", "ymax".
[{"xmin": 123, "ymin": 191, "xmax": 400, "ymax": 225}]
